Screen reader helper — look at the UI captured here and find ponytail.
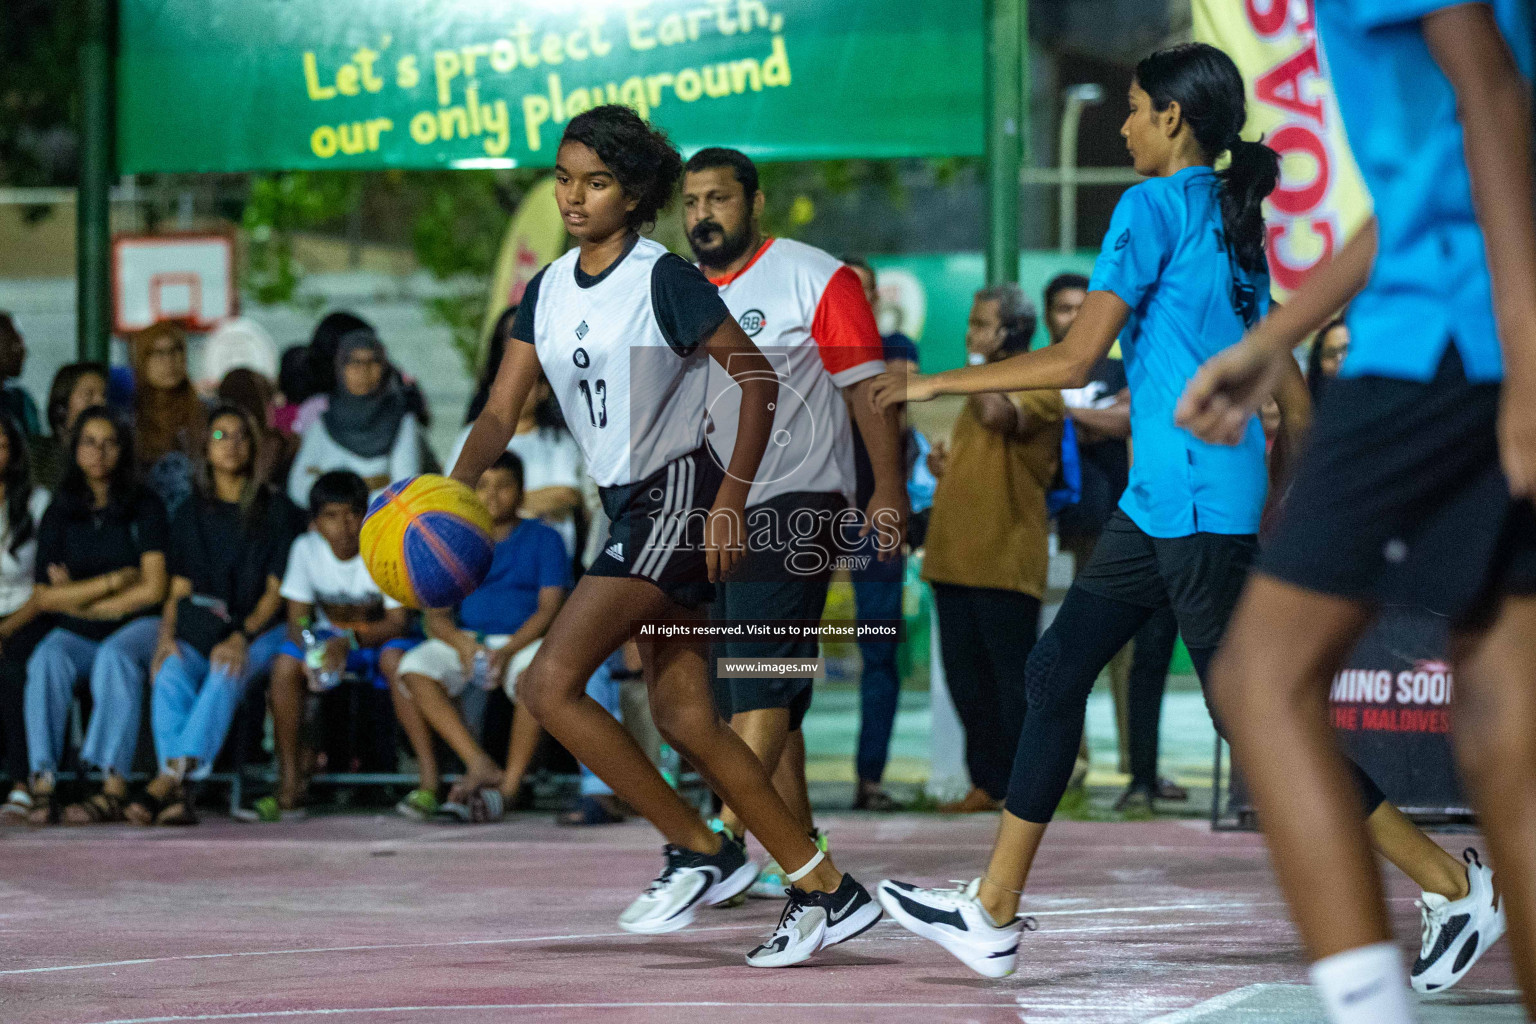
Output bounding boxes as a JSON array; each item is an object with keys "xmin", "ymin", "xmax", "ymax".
[
  {"xmin": 1135, "ymin": 43, "xmax": 1280, "ymax": 275},
  {"xmin": 1219, "ymin": 139, "xmax": 1280, "ymax": 275}
]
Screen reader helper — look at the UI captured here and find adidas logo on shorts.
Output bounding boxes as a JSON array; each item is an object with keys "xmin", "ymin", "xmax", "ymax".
[{"xmin": 605, "ymin": 541, "xmax": 624, "ymax": 563}]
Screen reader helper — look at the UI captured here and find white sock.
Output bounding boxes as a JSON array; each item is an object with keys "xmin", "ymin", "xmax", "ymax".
[{"xmin": 1309, "ymin": 942, "xmax": 1416, "ymax": 1024}]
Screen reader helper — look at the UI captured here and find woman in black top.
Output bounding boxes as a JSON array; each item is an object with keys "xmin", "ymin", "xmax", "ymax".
[
  {"xmin": 129, "ymin": 406, "xmax": 296, "ymax": 824},
  {"xmin": 23, "ymin": 408, "xmax": 168, "ymax": 824},
  {"xmin": 0, "ymin": 412, "xmax": 53, "ymax": 820}
]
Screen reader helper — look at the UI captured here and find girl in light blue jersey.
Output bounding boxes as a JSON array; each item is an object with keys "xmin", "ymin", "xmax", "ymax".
[
  {"xmin": 1180, "ymin": 3, "xmax": 1536, "ymax": 1018},
  {"xmin": 869, "ymin": 41, "xmax": 1470, "ymax": 983}
]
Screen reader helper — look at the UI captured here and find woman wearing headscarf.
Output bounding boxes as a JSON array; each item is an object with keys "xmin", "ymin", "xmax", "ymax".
[
  {"xmin": 131, "ymin": 322, "xmax": 207, "ymax": 515},
  {"xmin": 285, "ymin": 311, "xmax": 370, "ymax": 437},
  {"xmin": 286, "ymin": 328, "xmax": 422, "ymax": 508}
]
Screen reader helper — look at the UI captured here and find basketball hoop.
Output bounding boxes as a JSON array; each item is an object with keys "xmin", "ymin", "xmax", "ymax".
[{"xmin": 112, "ymin": 233, "xmax": 235, "ymax": 334}]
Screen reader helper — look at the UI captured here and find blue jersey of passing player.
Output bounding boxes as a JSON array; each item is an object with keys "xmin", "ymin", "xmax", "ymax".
[
  {"xmin": 1088, "ymin": 166, "xmax": 1271, "ymax": 538},
  {"xmin": 1316, "ymin": 0, "xmax": 1533, "ymax": 383}
]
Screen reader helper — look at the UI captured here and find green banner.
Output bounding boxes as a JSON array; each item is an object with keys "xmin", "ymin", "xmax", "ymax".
[{"xmin": 118, "ymin": 0, "xmax": 984, "ymax": 173}]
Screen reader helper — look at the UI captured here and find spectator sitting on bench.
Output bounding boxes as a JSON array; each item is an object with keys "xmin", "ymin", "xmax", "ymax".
[
  {"xmin": 266, "ymin": 470, "xmax": 410, "ymax": 817},
  {"xmin": 130, "ymin": 406, "xmax": 298, "ymax": 826},
  {"xmin": 389, "ymin": 452, "xmax": 569, "ymax": 822}
]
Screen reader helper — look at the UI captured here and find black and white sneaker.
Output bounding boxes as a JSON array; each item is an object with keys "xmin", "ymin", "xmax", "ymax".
[
  {"xmin": 877, "ymin": 877, "xmax": 1036, "ymax": 978},
  {"xmin": 1410, "ymin": 848, "xmax": 1505, "ymax": 994},
  {"xmin": 744, "ymin": 874, "xmax": 883, "ymax": 967},
  {"xmin": 618, "ymin": 832, "xmax": 758, "ymax": 935}
]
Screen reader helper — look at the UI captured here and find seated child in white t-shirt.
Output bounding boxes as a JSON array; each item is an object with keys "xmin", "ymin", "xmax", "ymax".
[{"xmin": 266, "ymin": 470, "xmax": 409, "ymax": 816}]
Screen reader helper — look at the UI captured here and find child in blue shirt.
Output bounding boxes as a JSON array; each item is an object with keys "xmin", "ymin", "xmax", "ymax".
[{"xmin": 389, "ymin": 452, "xmax": 571, "ymax": 820}]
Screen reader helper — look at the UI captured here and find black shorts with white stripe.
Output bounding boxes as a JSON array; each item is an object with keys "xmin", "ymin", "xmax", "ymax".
[{"xmin": 588, "ymin": 444, "xmax": 725, "ymax": 609}]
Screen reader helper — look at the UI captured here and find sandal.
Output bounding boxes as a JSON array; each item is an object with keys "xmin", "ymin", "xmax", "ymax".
[
  {"xmin": 125, "ymin": 788, "xmax": 168, "ymax": 827},
  {"xmin": 63, "ymin": 790, "xmax": 126, "ymax": 825},
  {"xmin": 26, "ymin": 777, "xmax": 56, "ymax": 826},
  {"xmin": 436, "ymin": 788, "xmax": 504, "ymax": 824},
  {"xmin": 395, "ymin": 787, "xmax": 440, "ymax": 821},
  {"xmin": 0, "ymin": 788, "xmax": 32, "ymax": 823},
  {"xmin": 246, "ymin": 795, "xmax": 307, "ymax": 823},
  {"xmin": 155, "ymin": 785, "xmax": 198, "ymax": 827}
]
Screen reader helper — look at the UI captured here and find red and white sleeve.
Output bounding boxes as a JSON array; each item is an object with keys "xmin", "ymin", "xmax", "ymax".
[{"xmin": 811, "ymin": 265, "xmax": 886, "ymax": 388}]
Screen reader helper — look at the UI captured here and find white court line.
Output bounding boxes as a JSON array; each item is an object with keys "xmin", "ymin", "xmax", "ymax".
[
  {"xmin": 1140, "ymin": 984, "xmax": 1293, "ymax": 1023},
  {"xmin": 72, "ymin": 1003, "xmax": 1033, "ymax": 1024},
  {"xmin": 0, "ymin": 923, "xmax": 768, "ymax": 977},
  {"xmin": 2, "ymin": 901, "xmax": 1286, "ymax": 978}
]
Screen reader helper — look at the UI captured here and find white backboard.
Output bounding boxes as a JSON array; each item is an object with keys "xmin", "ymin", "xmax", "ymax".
[{"xmin": 112, "ymin": 233, "xmax": 235, "ymax": 334}]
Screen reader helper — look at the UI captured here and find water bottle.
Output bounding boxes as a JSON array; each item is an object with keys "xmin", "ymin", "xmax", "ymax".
[
  {"xmin": 658, "ymin": 743, "xmax": 680, "ymax": 789},
  {"xmin": 302, "ymin": 626, "xmax": 341, "ymax": 692},
  {"xmin": 471, "ymin": 648, "xmax": 492, "ymax": 690}
]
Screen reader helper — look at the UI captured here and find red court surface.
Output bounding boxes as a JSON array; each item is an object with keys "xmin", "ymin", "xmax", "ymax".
[{"xmin": 0, "ymin": 814, "xmax": 1521, "ymax": 1024}]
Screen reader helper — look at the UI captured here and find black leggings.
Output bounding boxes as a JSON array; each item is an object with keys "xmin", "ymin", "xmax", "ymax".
[{"xmin": 1004, "ymin": 584, "xmax": 1386, "ymax": 823}]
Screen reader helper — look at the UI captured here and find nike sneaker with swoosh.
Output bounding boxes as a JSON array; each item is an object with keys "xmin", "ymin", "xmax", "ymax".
[
  {"xmin": 1410, "ymin": 848, "xmax": 1505, "ymax": 994},
  {"xmin": 877, "ymin": 877, "xmax": 1036, "ymax": 978},
  {"xmin": 618, "ymin": 831, "xmax": 758, "ymax": 935},
  {"xmin": 744, "ymin": 873, "xmax": 883, "ymax": 967}
]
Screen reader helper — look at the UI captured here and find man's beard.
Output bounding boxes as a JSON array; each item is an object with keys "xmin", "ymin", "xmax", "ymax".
[{"xmin": 689, "ymin": 219, "xmax": 755, "ymax": 270}]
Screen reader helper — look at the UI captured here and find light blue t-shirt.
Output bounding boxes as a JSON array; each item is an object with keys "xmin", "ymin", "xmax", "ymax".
[
  {"xmin": 1317, "ymin": 0, "xmax": 1533, "ymax": 383},
  {"xmin": 1088, "ymin": 166, "xmax": 1271, "ymax": 538}
]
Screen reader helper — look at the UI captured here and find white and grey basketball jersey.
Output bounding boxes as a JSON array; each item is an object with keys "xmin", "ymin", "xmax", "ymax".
[
  {"xmin": 702, "ymin": 238, "xmax": 886, "ymax": 507},
  {"xmin": 525, "ymin": 236, "xmax": 722, "ymax": 489}
]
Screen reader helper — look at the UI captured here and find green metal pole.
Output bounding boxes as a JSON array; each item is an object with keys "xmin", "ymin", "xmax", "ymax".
[
  {"xmin": 984, "ymin": 0, "xmax": 1026, "ymax": 286},
  {"xmin": 77, "ymin": 0, "xmax": 113, "ymax": 363}
]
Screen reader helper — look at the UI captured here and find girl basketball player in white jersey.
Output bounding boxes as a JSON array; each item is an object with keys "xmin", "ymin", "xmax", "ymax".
[{"xmin": 452, "ymin": 105, "xmax": 881, "ymax": 967}]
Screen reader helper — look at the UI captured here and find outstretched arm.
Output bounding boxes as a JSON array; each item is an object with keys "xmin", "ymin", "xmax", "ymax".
[{"xmin": 871, "ymin": 291, "xmax": 1128, "ymax": 408}]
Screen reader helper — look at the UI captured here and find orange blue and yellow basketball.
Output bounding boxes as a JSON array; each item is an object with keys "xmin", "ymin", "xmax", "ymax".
[{"xmin": 361, "ymin": 475, "xmax": 494, "ymax": 609}]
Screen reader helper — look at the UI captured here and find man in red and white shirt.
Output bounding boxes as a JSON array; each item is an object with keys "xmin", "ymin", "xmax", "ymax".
[{"xmin": 683, "ymin": 148, "xmax": 907, "ymax": 891}]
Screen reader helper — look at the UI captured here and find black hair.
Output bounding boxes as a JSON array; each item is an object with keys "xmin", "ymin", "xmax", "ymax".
[
  {"xmin": 202, "ymin": 403, "xmax": 272, "ymax": 527},
  {"xmin": 1135, "ymin": 43, "xmax": 1279, "ymax": 275},
  {"xmin": 841, "ymin": 255, "xmax": 874, "ymax": 276},
  {"xmin": 486, "ymin": 451, "xmax": 525, "ymax": 491},
  {"xmin": 1044, "ymin": 272, "xmax": 1090, "ymax": 310},
  {"xmin": 309, "ymin": 311, "xmax": 372, "ymax": 396},
  {"xmin": 0, "ymin": 412, "xmax": 35, "ymax": 555},
  {"xmin": 278, "ymin": 345, "xmax": 312, "ymax": 403},
  {"xmin": 308, "ymin": 469, "xmax": 369, "ymax": 518},
  {"xmin": 46, "ymin": 361, "xmax": 109, "ymax": 437},
  {"xmin": 683, "ymin": 147, "xmax": 760, "ymax": 199},
  {"xmin": 465, "ymin": 305, "xmax": 566, "ymax": 433},
  {"xmin": 465, "ymin": 306, "xmax": 516, "ymax": 425},
  {"xmin": 60, "ymin": 406, "xmax": 137, "ymax": 515},
  {"xmin": 561, "ymin": 105, "xmax": 683, "ymax": 229}
]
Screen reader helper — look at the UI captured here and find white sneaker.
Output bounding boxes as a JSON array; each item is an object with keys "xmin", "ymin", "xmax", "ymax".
[
  {"xmin": 618, "ymin": 834, "xmax": 758, "ymax": 935},
  {"xmin": 744, "ymin": 873, "xmax": 882, "ymax": 967},
  {"xmin": 1410, "ymin": 848, "xmax": 1505, "ymax": 994},
  {"xmin": 877, "ymin": 877, "xmax": 1035, "ymax": 978}
]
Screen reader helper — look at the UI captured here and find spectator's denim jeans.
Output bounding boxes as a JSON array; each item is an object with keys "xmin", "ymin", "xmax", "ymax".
[
  {"xmin": 578, "ymin": 658, "xmax": 622, "ymax": 798},
  {"xmin": 24, "ymin": 618, "xmax": 162, "ymax": 777},
  {"xmin": 152, "ymin": 627, "xmax": 286, "ymax": 780},
  {"xmin": 851, "ymin": 535, "xmax": 904, "ymax": 785}
]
